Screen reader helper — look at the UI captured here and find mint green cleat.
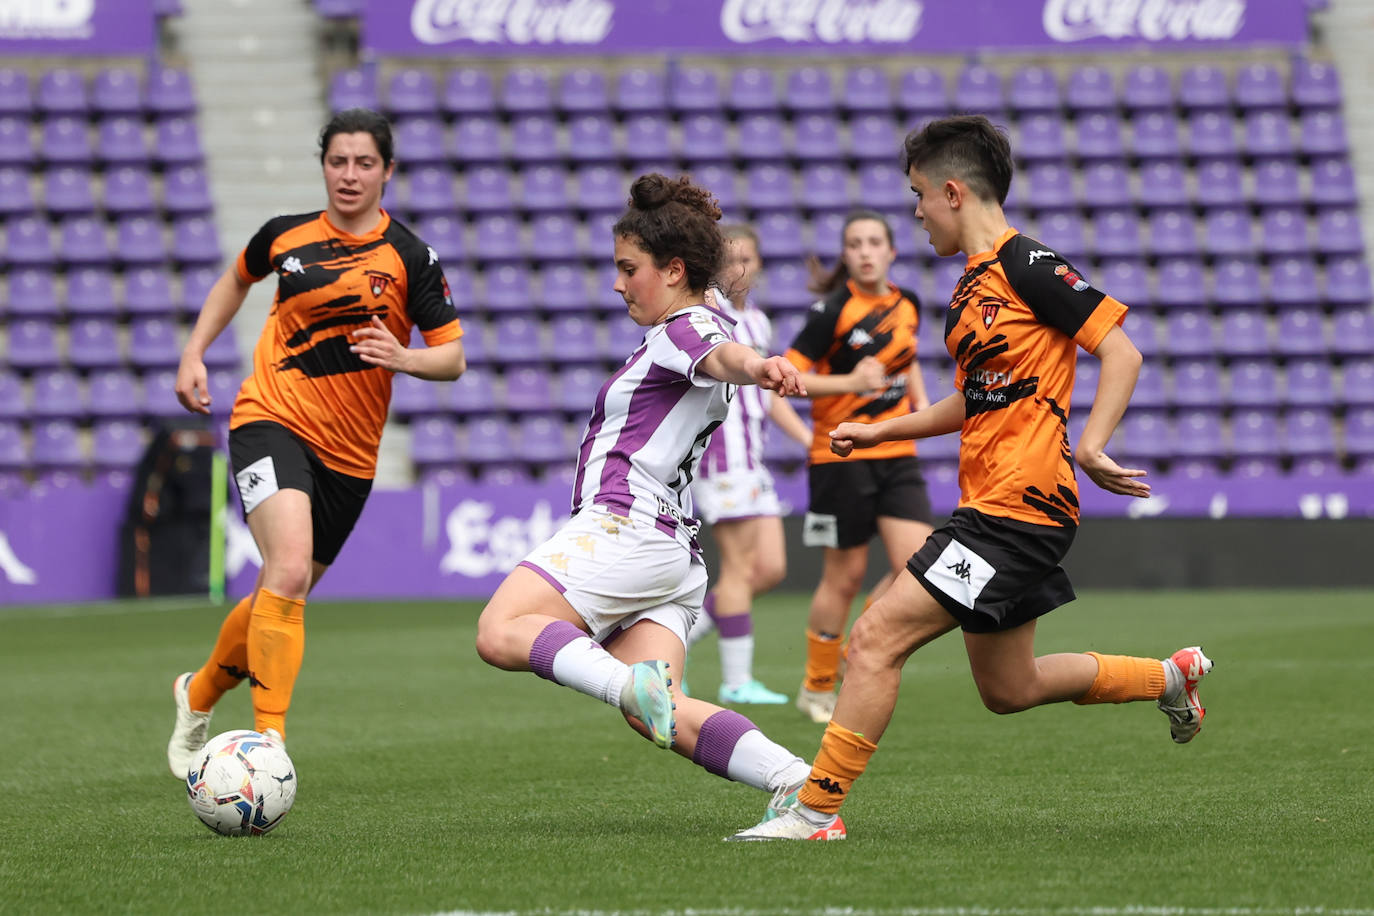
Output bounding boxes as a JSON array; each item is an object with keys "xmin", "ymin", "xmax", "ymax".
[
  {"xmin": 718, "ymin": 679, "xmax": 788, "ymax": 705},
  {"xmin": 621, "ymin": 660, "xmax": 676, "ymax": 749}
]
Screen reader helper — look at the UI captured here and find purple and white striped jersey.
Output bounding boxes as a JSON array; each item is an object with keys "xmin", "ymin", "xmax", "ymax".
[
  {"xmin": 699, "ymin": 293, "xmax": 773, "ymax": 479},
  {"xmin": 570, "ymin": 303, "xmax": 736, "ymax": 552}
]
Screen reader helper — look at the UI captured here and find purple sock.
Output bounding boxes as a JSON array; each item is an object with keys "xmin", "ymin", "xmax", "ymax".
[
  {"xmin": 528, "ymin": 620, "xmax": 586, "ymax": 681},
  {"xmin": 692, "ymin": 709, "xmax": 757, "ymax": 779},
  {"xmin": 715, "ymin": 611, "xmax": 752, "ymax": 639},
  {"xmin": 703, "ymin": 591, "xmax": 718, "ymax": 624}
]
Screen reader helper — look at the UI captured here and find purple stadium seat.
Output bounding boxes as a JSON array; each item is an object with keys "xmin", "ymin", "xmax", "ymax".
[
  {"xmin": 411, "ymin": 416, "xmax": 459, "ymax": 468},
  {"xmin": 0, "ymin": 69, "xmax": 31, "ymax": 116},
  {"xmin": 91, "ymin": 68, "xmax": 142, "ymax": 116},
  {"xmin": 101, "ymin": 166, "xmax": 158, "ymax": 217},
  {"xmin": 587, "ymin": 264, "xmax": 622, "ymax": 314},
  {"xmin": 1325, "ymin": 258, "xmax": 1372, "ymax": 306},
  {"xmin": 535, "ymin": 264, "xmax": 587, "ymax": 312},
  {"xmin": 160, "ymin": 167, "xmax": 212, "ymax": 217},
  {"xmin": 1023, "ymin": 161, "xmax": 1076, "ymax": 211},
  {"xmin": 527, "ymin": 213, "xmax": 580, "ymax": 263},
  {"xmin": 1121, "ymin": 64, "xmax": 1172, "ymax": 112},
  {"xmin": 1201, "ymin": 209, "xmax": 1253, "ymax": 258},
  {"xmin": 153, "ymin": 116, "xmax": 203, "ymax": 165},
  {"xmin": 1172, "ymin": 410, "xmax": 1227, "ymax": 460},
  {"xmin": 1075, "ymin": 114, "xmax": 1125, "ymax": 162},
  {"xmin": 573, "ymin": 165, "xmax": 623, "ymax": 213},
  {"xmin": 1217, "ymin": 309, "xmax": 1272, "ymax": 357},
  {"xmin": 742, "ymin": 164, "xmax": 794, "ymax": 212},
  {"xmin": 1243, "ymin": 111, "xmax": 1294, "ymax": 160},
  {"xmin": 1297, "ymin": 111, "xmax": 1348, "ymax": 158},
  {"xmin": 37, "ymin": 69, "xmax": 87, "ymax": 116},
  {"xmin": 394, "ymin": 117, "xmax": 446, "ymax": 165},
  {"xmin": 7, "ymin": 216, "xmax": 54, "ymax": 267},
  {"xmin": 1035, "ymin": 211, "xmax": 1088, "ymax": 262},
  {"xmin": 1344, "ymin": 359, "xmax": 1374, "ymax": 406},
  {"xmin": 390, "ymin": 371, "xmax": 443, "ymax": 419},
  {"xmin": 856, "ymin": 162, "xmax": 903, "ymax": 211},
  {"xmin": 1117, "ymin": 410, "xmax": 1172, "ymax": 463},
  {"xmin": 40, "ymin": 116, "xmax": 92, "ymax": 165},
  {"xmin": 483, "ymin": 265, "xmax": 533, "ymax": 313},
  {"xmin": 0, "ymin": 166, "xmax": 34, "ymax": 216},
  {"xmin": 0, "ymin": 374, "xmax": 23, "ymax": 422},
  {"xmin": 1227, "ymin": 359, "xmax": 1280, "ymax": 409},
  {"xmin": 1070, "ymin": 358, "xmax": 1098, "ymax": 409},
  {"xmin": 1132, "ymin": 160, "xmax": 1188, "ymax": 212},
  {"xmin": 1145, "ymin": 210, "xmax": 1199, "ymax": 261},
  {"xmin": 44, "ymin": 167, "xmax": 96, "ymax": 215},
  {"xmin": 518, "ymin": 165, "xmax": 570, "ymax": 213},
  {"xmin": 504, "ymin": 365, "xmax": 554, "ymax": 412},
  {"xmin": 470, "ymin": 214, "xmax": 523, "ymax": 263},
  {"xmin": 65, "ymin": 266, "xmax": 119, "ymax": 317},
  {"xmin": 1257, "ymin": 208, "xmax": 1309, "ymax": 258},
  {"xmin": 1016, "ymin": 115, "xmax": 1065, "ymax": 161},
  {"xmin": 755, "ymin": 211, "xmax": 806, "ymax": 261},
  {"xmin": 1309, "ymin": 158, "xmax": 1358, "ymax": 209},
  {"xmin": 170, "ymin": 215, "xmax": 220, "ymax": 266},
  {"xmin": 87, "ymin": 368, "xmax": 141, "ymax": 420},
  {"xmin": 488, "ymin": 314, "xmax": 545, "ymax": 363},
  {"xmin": 1284, "ymin": 409, "xmax": 1337, "ymax": 457},
  {"xmin": 735, "ymin": 115, "xmax": 787, "ymax": 162},
  {"xmin": 29, "ymin": 368, "xmax": 84, "ymax": 419},
  {"xmin": 1162, "ymin": 308, "xmax": 1216, "ymax": 358},
  {"xmin": 896, "ymin": 66, "xmax": 947, "ymax": 118},
  {"xmin": 1313, "ymin": 209, "xmax": 1364, "ymax": 257},
  {"xmin": 785, "ymin": 67, "xmax": 834, "ymax": 113},
  {"xmin": 843, "ymin": 66, "xmax": 893, "ymax": 114},
  {"xmin": 96, "ymin": 116, "xmax": 148, "ymax": 166},
  {"xmin": 330, "ymin": 68, "xmax": 377, "ymax": 112},
  {"xmin": 440, "ymin": 269, "xmax": 474, "ymax": 314},
  {"xmin": 1065, "ymin": 65, "xmax": 1116, "ymax": 113},
  {"xmin": 676, "ymin": 115, "xmax": 729, "ymax": 168},
  {"xmin": 1284, "ymin": 359, "xmax": 1335, "ymax": 407},
  {"xmin": 1267, "ymin": 258, "xmax": 1319, "ymax": 308},
  {"xmin": 448, "ymin": 367, "xmax": 497, "ymax": 413},
  {"xmin": 178, "ymin": 265, "xmax": 217, "ymax": 312},
  {"xmin": 668, "ymin": 67, "xmax": 721, "ymax": 114},
  {"xmin": 793, "ymin": 114, "xmax": 844, "ymax": 163},
  {"xmin": 1132, "ymin": 112, "xmax": 1184, "ymax": 160},
  {"xmin": 1178, "ymin": 64, "xmax": 1228, "ymax": 111},
  {"xmin": 458, "ymin": 416, "xmax": 515, "ymax": 465},
  {"xmin": 7, "ymin": 267, "xmax": 58, "ymax": 318},
  {"xmin": 1211, "ymin": 259, "xmax": 1264, "ymax": 309},
  {"xmin": 547, "ymin": 312, "xmax": 600, "ymax": 358},
  {"xmin": 387, "ymin": 69, "xmax": 438, "ymax": 117},
  {"xmin": 1131, "ymin": 360, "xmax": 1169, "ymax": 409},
  {"xmin": 1089, "ymin": 210, "xmax": 1141, "ymax": 261},
  {"xmin": 1171, "ymin": 359, "xmax": 1222, "ymax": 409},
  {"xmin": 128, "ymin": 317, "xmax": 181, "ymax": 368},
  {"xmin": 553, "ymin": 365, "xmax": 603, "ymax": 412},
  {"xmin": 1249, "ymin": 159, "xmax": 1302, "ymax": 209},
  {"xmin": 512, "ymin": 413, "xmax": 575, "ymax": 464},
  {"xmin": 0, "ymin": 116, "xmax": 31, "ymax": 166},
  {"xmin": 442, "ymin": 68, "xmax": 495, "ymax": 118},
  {"xmin": 31, "ymin": 419, "xmax": 84, "ymax": 470},
  {"xmin": 1152, "ymin": 258, "xmax": 1207, "ymax": 309},
  {"xmin": 728, "ymin": 67, "xmax": 778, "ymax": 114},
  {"xmin": 59, "ymin": 215, "xmax": 111, "ymax": 266},
  {"xmin": 953, "ymin": 64, "xmax": 1003, "ymax": 115},
  {"xmin": 621, "ymin": 114, "xmax": 671, "ymax": 165},
  {"xmin": 91, "ymin": 419, "xmax": 145, "ymax": 470},
  {"xmin": 1193, "ymin": 159, "xmax": 1245, "ymax": 210},
  {"xmin": 1184, "ymin": 111, "xmax": 1235, "ymax": 160},
  {"xmin": 510, "ymin": 115, "xmax": 562, "ymax": 165},
  {"xmin": 798, "ymin": 163, "xmax": 850, "ymax": 214},
  {"xmin": 1096, "ymin": 260, "xmax": 1150, "ymax": 307},
  {"xmin": 613, "ymin": 68, "xmax": 665, "ymax": 115},
  {"xmin": 147, "ymin": 67, "xmax": 195, "ymax": 115},
  {"xmin": 411, "ymin": 214, "xmax": 463, "ymax": 262},
  {"xmin": 502, "ymin": 68, "xmax": 552, "ymax": 115},
  {"xmin": 203, "ymin": 328, "xmax": 239, "ymax": 370},
  {"xmin": 1344, "ymin": 407, "xmax": 1374, "ymax": 457},
  {"xmin": 1274, "ymin": 308, "xmax": 1328, "ymax": 356},
  {"xmin": 138, "ymin": 369, "xmax": 181, "ymax": 420},
  {"xmin": 1291, "ymin": 59, "xmax": 1342, "ymax": 110},
  {"xmin": 603, "ymin": 315, "xmax": 646, "ymax": 356},
  {"xmin": 763, "ymin": 261, "xmax": 814, "ymax": 312},
  {"xmin": 556, "ymin": 68, "xmax": 608, "ymax": 115},
  {"xmin": 565, "ymin": 114, "xmax": 616, "ymax": 164},
  {"xmin": 847, "ymin": 115, "xmax": 901, "ymax": 164},
  {"xmin": 462, "ymin": 165, "xmax": 514, "ymax": 214},
  {"xmin": 1229, "ymin": 410, "xmax": 1280, "ymax": 460},
  {"xmin": 1234, "ymin": 63, "xmax": 1285, "ymax": 111},
  {"xmin": 401, "ymin": 166, "xmax": 454, "ymax": 216},
  {"xmin": 452, "ymin": 116, "xmax": 504, "ymax": 166},
  {"xmin": 1008, "ymin": 66, "xmax": 1060, "ymax": 114}
]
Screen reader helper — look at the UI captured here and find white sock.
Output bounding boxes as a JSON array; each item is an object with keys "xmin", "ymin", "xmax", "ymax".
[
  {"xmin": 1162, "ymin": 657, "xmax": 1184, "ymax": 700},
  {"xmin": 719, "ymin": 634, "xmax": 754, "ymax": 688},
  {"xmin": 550, "ymin": 636, "xmax": 631, "ymax": 708},
  {"xmin": 686, "ymin": 607, "xmax": 715, "ymax": 648},
  {"xmin": 724, "ymin": 729, "xmax": 807, "ymax": 791}
]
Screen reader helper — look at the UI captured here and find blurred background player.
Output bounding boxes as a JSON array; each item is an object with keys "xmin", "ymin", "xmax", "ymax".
[
  {"xmin": 685, "ymin": 223, "xmax": 812, "ymax": 705},
  {"xmin": 732, "ymin": 115, "xmax": 1212, "ymax": 841},
  {"xmin": 165, "ymin": 108, "xmax": 466, "ymax": 776},
  {"xmin": 784, "ymin": 210, "xmax": 935, "ymax": 723},
  {"xmin": 474, "ymin": 174, "xmax": 815, "ymax": 815}
]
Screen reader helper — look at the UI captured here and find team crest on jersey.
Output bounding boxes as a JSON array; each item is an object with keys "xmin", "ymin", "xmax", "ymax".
[
  {"xmin": 441, "ymin": 274, "xmax": 453, "ymax": 306},
  {"xmin": 365, "ymin": 271, "xmax": 393, "ymax": 298},
  {"xmin": 1054, "ymin": 264, "xmax": 1091, "ymax": 292},
  {"xmin": 978, "ymin": 295, "xmax": 1007, "ymax": 328}
]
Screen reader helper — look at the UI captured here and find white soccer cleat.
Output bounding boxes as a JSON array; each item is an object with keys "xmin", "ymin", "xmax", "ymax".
[
  {"xmin": 795, "ymin": 685, "xmax": 836, "ymax": 723},
  {"xmin": 1158, "ymin": 646, "xmax": 1214, "ymax": 744},
  {"xmin": 726, "ymin": 806, "xmax": 847, "ymax": 841},
  {"xmin": 167, "ymin": 672, "xmax": 212, "ymax": 778},
  {"xmin": 621, "ymin": 660, "xmax": 676, "ymax": 749}
]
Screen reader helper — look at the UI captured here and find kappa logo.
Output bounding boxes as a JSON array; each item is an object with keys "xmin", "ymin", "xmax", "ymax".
[
  {"xmin": 810, "ymin": 776, "xmax": 845, "ymax": 796},
  {"xmin": 281, "ymin": 256, "xmax": 304, "ymax": 275},
  {"xmin": 1027, "ymin": 248, "xmax": 1056, "ymax": 265},
  {"xmin": 243, "ymin": 472, "xmax": 263, "ymax": 490},
  {"xmin": 946, "ymin": 558, "xmax": 973, "ymax": 581},
  {"xmin": 848, "ymin": 327, "xmax": 874, "ymax": 348},
  {"xmin": 427, "ymin": 245, "xmax": 439, "ymax": 265}
]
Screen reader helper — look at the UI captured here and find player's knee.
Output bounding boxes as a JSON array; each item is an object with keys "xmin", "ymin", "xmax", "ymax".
[
  {"xmin": 976, "ymin": 682, "xmax": 1034, "ymax": 715},
  {"xmin": 752, "ymin": 557, "xmax": 786, "ymax": 593},
  {"xmin": 260, "ymin": 558, "xmax": 312, "ymax": 599},
  {"xmin": 846, "ymin": 616, "xmax": 897, "ymax": 669},
  {"xmin": 473, "ymin": 618, "xmax": 515, "ymax": 670}
]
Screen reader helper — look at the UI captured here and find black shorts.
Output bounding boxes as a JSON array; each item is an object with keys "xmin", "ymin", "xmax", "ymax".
[
  {"xmin": 804, "ymin": 456, "xmax": 933, "ymax": 550},
  {"xmin": 228, "ymin": 421, "xmax": 372, "ymax": 566},
  {"xmin": 907, "ymin": 507, "xmax": 1077, "ymax": 634}
]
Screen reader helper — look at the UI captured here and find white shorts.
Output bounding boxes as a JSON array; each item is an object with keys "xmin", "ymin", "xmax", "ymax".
[
  {"xmin": 692, "ymin": 466, "xmax": 782, "ymax": 525},
  {"xmin": 518, "ymin": 505, "xmax": 707, "ymax": 647}
]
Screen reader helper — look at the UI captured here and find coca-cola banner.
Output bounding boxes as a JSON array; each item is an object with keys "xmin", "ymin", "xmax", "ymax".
[
  {"xmin": 361, "ymin": 0, "xmax": 1308, "ymax": 55},
  {"xmin": 0, "ymin": 0, "xmax": 155, "ymax": 54}
]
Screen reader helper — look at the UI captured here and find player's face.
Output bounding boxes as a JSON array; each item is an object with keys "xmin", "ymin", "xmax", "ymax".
[
  {"xmin": 841, "ymin": 218, "xmax": 896, "ymax": 294},
  {"xmin": 322, "ymin": 132, "xmax": 394, "ymax": 229},
  {"xmin": 613, "ymin": 234, "xmax": 677, "ymax": 327},
  {"xmin": 909, "ymin": 166, "xmax": 959, "ymax": 258},
  {"xmin": 723, "ymin": 236, "xmax": 762, "ymax": 295}
]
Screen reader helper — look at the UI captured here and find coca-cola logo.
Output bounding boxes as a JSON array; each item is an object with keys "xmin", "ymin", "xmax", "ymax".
[
  {"xmin": 410, "ymin": 0, "xmax": 614, "ymax": 46},
  {"xmin": 721, "ymin": 0, "xmax": 923, "ymax": 44},
  {"xmin": 1042, "ymin": 0, "xmax": 1246, "ymax": 42}
]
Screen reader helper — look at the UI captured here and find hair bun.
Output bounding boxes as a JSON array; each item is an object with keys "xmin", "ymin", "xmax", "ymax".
[{"xmin": 628, "ymin": 173, "xmax": 675, "ymax": 211}]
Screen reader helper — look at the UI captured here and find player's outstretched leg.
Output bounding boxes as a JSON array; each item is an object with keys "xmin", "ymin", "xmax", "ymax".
[
  {"xmin": 167, "ymin": 672, "xmax": 212, "ymax": 778},
  {"xmin": 621, "ymin": 660, "xmax": 676, "ymax": 749},
  {"xmin": 1158, "ymin": 646, "xmax": 1213, "ymax": 743}
]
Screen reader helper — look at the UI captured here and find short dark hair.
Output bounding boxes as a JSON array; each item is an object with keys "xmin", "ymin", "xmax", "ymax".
[
  {"xmin": 902, "ymin": 114, "xmax": 1013, "ymax": 205},
  {"xmin": 807, "ymin": 209, "xmax": 895, "ymax": 294},
  {"xmin": 319, "ymin": 108, "xmax": 394, "ymax": 167},
  {"xmin": 613, "ymin": 173, "xmax": 724, "ymax": 293}
]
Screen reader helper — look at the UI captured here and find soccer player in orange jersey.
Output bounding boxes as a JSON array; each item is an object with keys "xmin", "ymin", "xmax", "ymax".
[
  {"xmin": 731, "ymin": 115, "xmax": 1212, "ymax": 841},
  {"xmin": 165, "ymin": 109, "xmax": 466, "ymax": 776}
]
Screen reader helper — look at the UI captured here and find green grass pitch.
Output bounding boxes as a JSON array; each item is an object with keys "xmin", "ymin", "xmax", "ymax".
[{"xmin": 1, "ymin": 589, "xmax": 1370, "ymax": 915}]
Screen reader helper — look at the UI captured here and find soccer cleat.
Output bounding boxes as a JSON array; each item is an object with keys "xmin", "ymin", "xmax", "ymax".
[
  {"xmin": 167, "ymin": 672, "xmax": 212, "ymax": 778},
  {"xmin": 795, "ymin": 684, "xmax": 837, "ymax": 723},
  {"xmin": 718, "ymin": 679, "xmax": 788, "ymax": 705},
  {"xmin": 726, "ymin": 806, "xmax": 847, "ymax": 841},
  {"xmin": 1158, "ymin": 646, "xmax": 1214, "ymax": 744},
  {"xmin": 621, "ymin": 660, "xmax": 676, "ymax": 749}
]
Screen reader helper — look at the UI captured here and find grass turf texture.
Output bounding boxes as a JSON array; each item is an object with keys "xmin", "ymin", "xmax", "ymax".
[{"xmin": 0, "ymin": 590, "xmax": 1370, "ymax": 915}]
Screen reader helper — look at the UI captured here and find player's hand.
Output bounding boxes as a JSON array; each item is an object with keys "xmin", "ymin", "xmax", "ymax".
[
  {"xmin": 849, "ymin": 355, "xmax": 886, "ymax": 393},
  {"xmin": 1076, "ymin": 448, "xmax": 1151, "ymax": 498},
  {"xmin": 174, "ymin": 353, "xmax": 211, "ymax": 415},
  {"xmin": 350, "ymin": 315, "xmax": 409, "ymax": 372},
  {"xmin": 757, "ymin": 355, "xmax": 807, "ymax": 397},
  {"xmin": 828, "ymin": 421, "xmax": 876, "ymax": 457}
]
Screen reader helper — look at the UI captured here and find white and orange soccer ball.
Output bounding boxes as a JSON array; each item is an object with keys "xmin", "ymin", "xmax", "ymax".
[{"xmin": 185, "ymin": 730, "xmax": 297, "ymax": 836}]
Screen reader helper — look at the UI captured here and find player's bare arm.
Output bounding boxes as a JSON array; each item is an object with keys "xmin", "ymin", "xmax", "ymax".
[
  {"xmin": 794, "ymin": 354, "xmax": 886, "ymax": 398},
  {"xmin": 175, "ymin": 266, "xmax": 254, "ymax": 415},
  {"xmin": 349, "ymin": 316, "xmax": 466, "ymax": 381},
  {"xmin": 700, "ymin": 344, "xmax": 807, "ymax": 397},
  {"xmin": 829, "ymin": 391, "xmax": 963, "ymax": 456},
  {"xmin": 1076, "ymin": 324, "xmax": 1150, "ymax": 498}
]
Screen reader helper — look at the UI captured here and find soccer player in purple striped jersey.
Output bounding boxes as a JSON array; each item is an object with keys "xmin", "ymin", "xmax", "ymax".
[{"xmin": 475, "ymin": 175, "xmax": 818, "ymax": 827}]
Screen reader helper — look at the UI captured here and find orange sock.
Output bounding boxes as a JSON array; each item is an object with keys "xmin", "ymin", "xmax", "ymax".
[
  {"xmin": 186, "ymin": 596, "xmax": 254, "ymax": 712},
  {"xmin": 798, "ymin": 722, "xmax": 878, "ymax": 815},
  {"xmin": 1074, "ymin": 652, "xmax": 1167, "ymax": 704},
  {"xmin": 803, "ymin": 629, "xmax": 844, "ymax": 693},
  {"xmin": 247, "ymin": 587, "xmax": 307, "ymax": 738}
]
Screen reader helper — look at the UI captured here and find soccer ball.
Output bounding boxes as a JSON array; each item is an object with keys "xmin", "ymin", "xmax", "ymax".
[{"xmin": 186, "ymin": 730, "xmax": 297, "ymax": 836}]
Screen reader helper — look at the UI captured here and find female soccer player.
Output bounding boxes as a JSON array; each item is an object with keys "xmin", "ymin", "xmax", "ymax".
[
  {"xmin": 686, "ymin": 223, "xmax": 811, "ymax": 706},
  {"xmin": 785, "ymin": 210, "xmax": 935, "ymax": 723},
  {"xmin": 474, "ymin": 174, "xmax": 814, "ymax": 808},
  {"xmin": 166, "ymin": 108, "xmax": 466, "ymax": 776},
  {"xmin": 731, "ymin": 115, "xmax": 1212, "ymax": 841}
]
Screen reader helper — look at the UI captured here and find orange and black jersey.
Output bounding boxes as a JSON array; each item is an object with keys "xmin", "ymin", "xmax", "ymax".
[
  {"xmin": 946, "ymin": 227, "xmax": 1127, "ymax": 527},
  {"xmin": 785, "ymin": 280, "xmax": 921, "ymax": 465},
  {"xmin": 230, "ymin": 210, "xmax": 463, "ymax": 479}
]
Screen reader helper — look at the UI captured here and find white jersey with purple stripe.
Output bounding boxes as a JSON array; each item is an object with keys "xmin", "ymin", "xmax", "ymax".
[
  {"xmin": 698, "ymin": 292, "xmax": 773, "ymax": 480},
  {"xmin": 570, "ymin": 303, "xmax": 735, "ymax": 553}
]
